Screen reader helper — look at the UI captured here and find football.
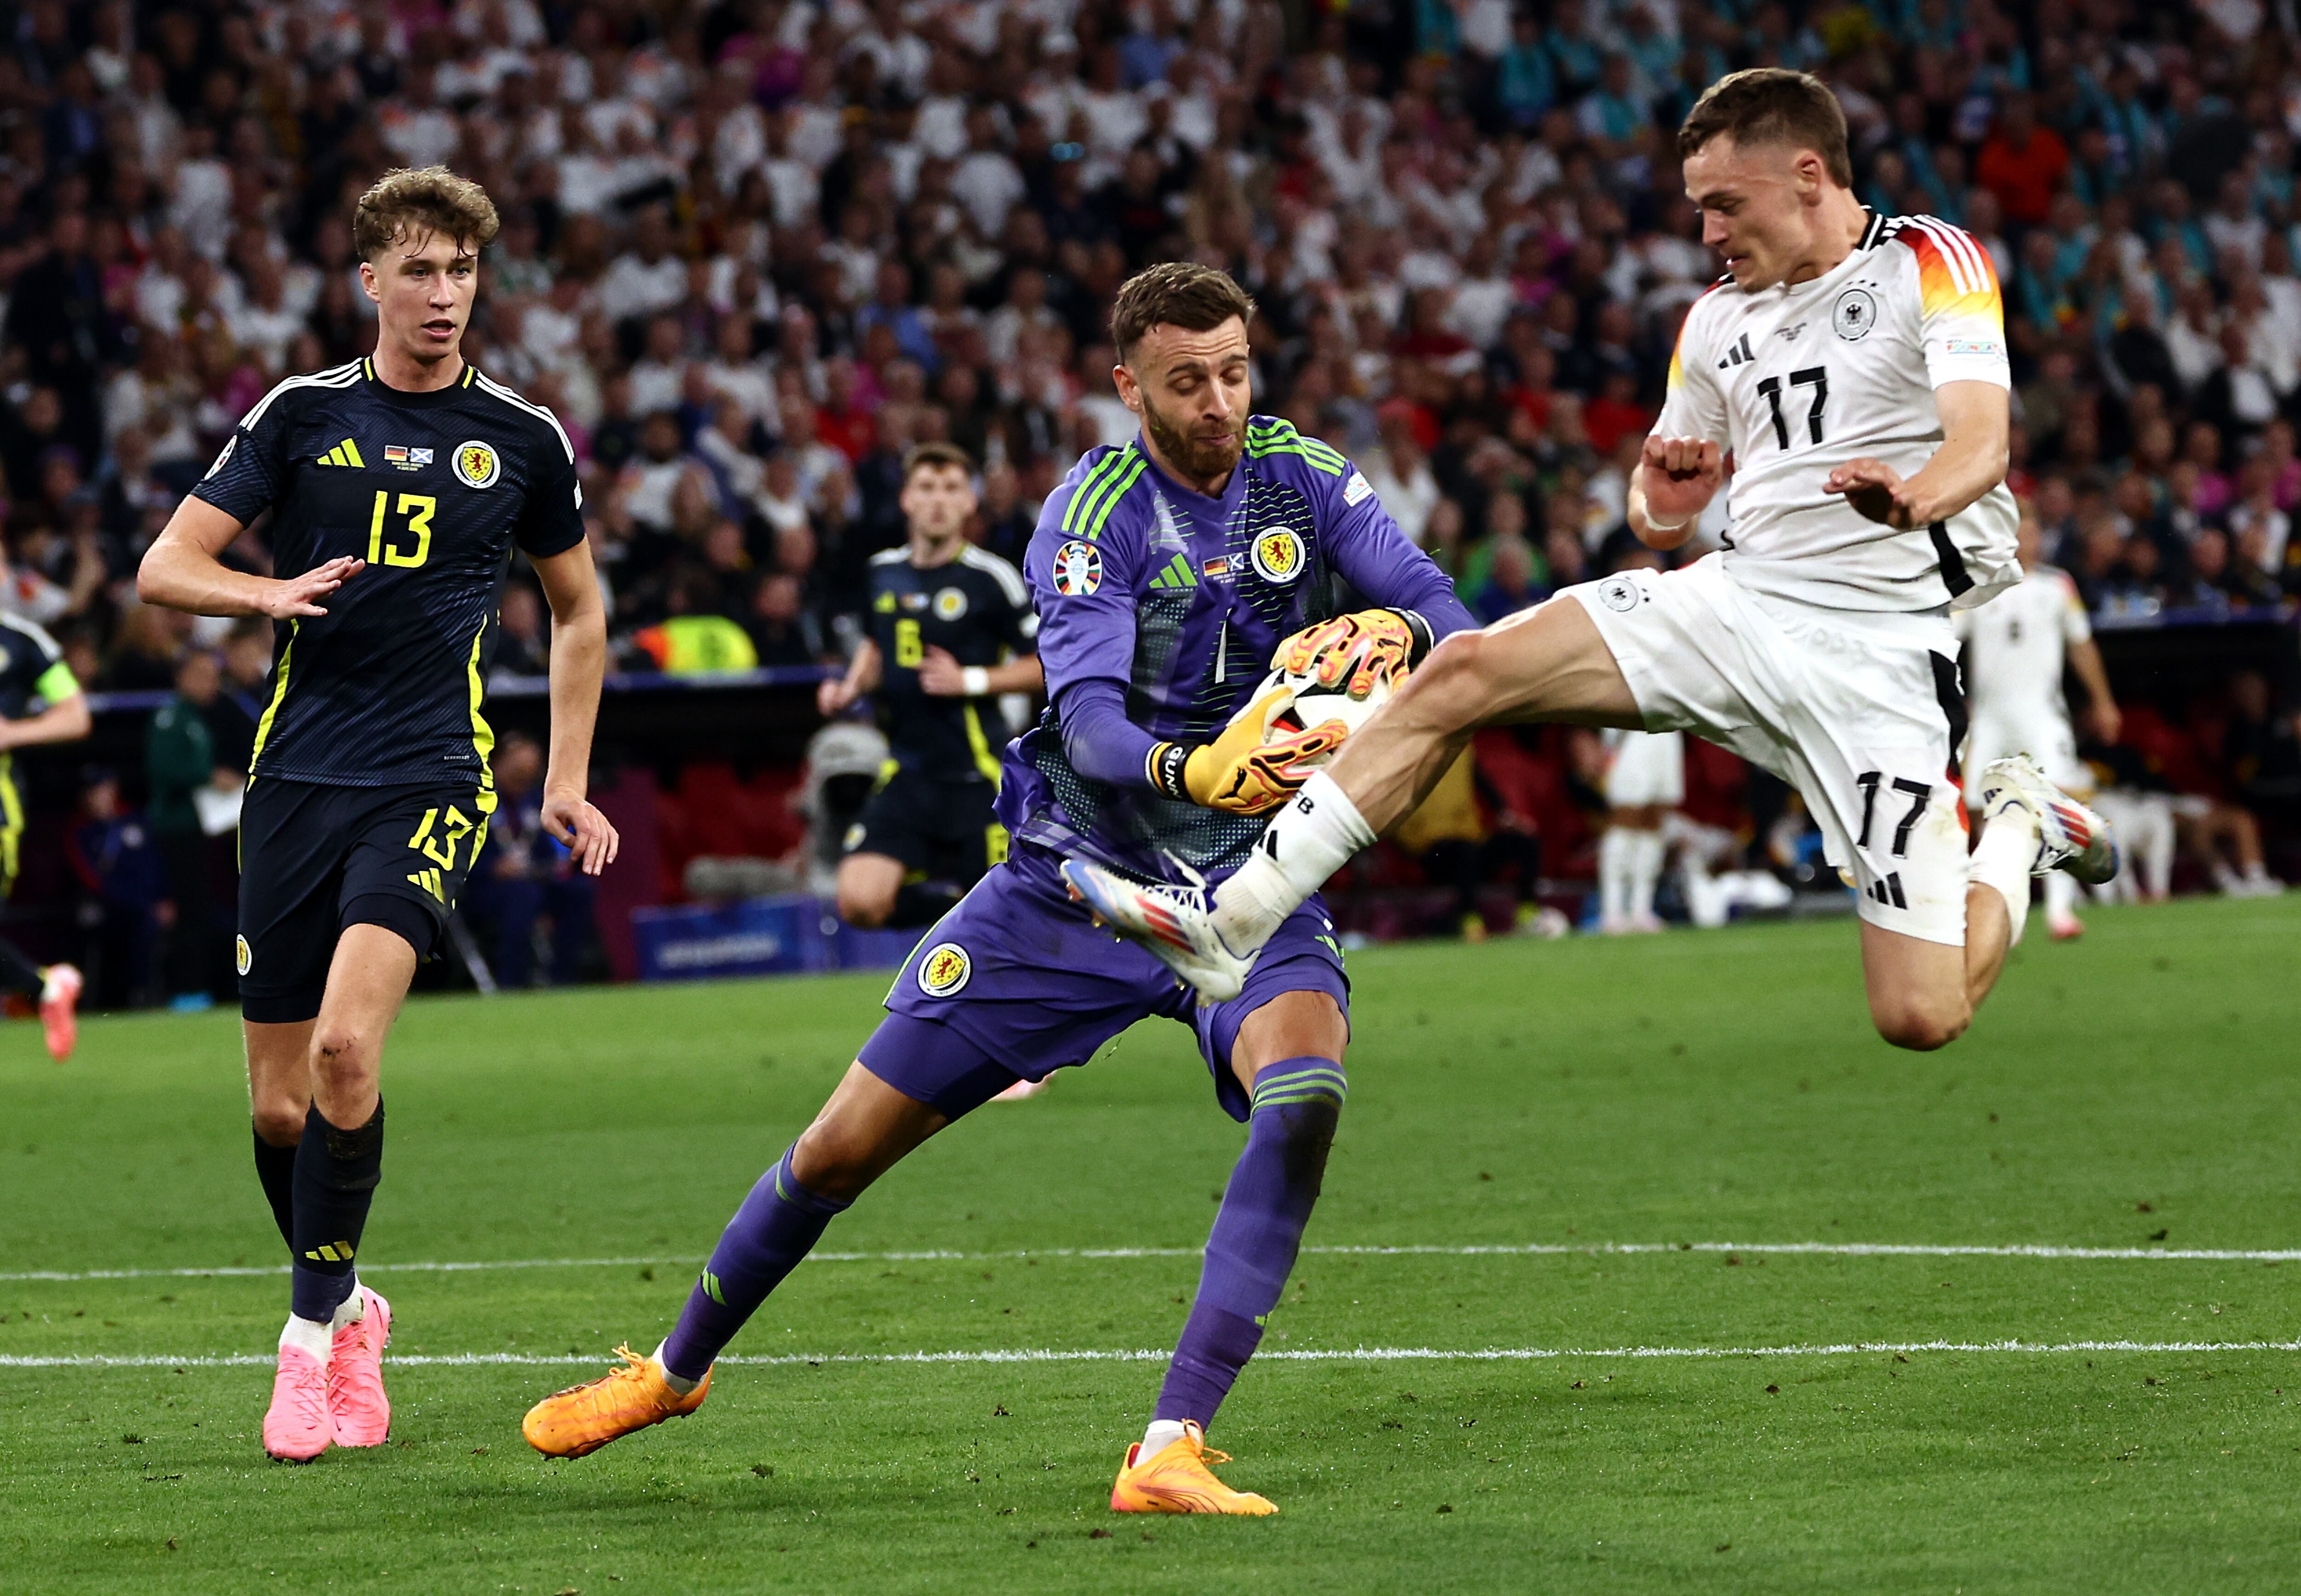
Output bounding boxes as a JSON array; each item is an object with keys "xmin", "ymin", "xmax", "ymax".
[{"xmin": 1255, "ymin": 666, "xmax": 1394, "ymax": 764}]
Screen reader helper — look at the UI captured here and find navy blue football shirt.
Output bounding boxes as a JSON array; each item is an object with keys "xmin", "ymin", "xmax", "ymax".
[{"xmin": 193, "ymin": 356, "xmax": 585, "ymax": 790}]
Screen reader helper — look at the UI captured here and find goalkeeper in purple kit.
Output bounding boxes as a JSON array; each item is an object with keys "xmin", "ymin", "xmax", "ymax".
[{"xmin": 524, "ymin": 263, "xmax": 1471, "ymax": 1513}]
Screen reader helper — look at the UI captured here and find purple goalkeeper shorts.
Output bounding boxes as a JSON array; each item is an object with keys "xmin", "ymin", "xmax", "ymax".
[{"xmin": 857, "ymin": 844, "xmax": 1348, "ymax": 1123}]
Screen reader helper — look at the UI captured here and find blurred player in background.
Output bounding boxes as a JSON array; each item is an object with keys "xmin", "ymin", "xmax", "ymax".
[
  {"xmin": 816, "ymin": 443, "xmax": 1041, "ymax": 931},
  {"xmin": 1596, "ymin": 729, "xmax": 1685, "ymax": 934},
  {"xmin": 1078, "ymin": 69, "xmax": 2116, "ymax": 1054},
  {"xmin": 525, "ymin": 263, "xmax": 1473, "ymax": 1515},
  {"xmin": 1957, "ymin": 503, "xmax": 2121, "ymax": 940},
  {"xmin": 138, "ymin": 168, "xmax": 617, "ymax": 1463},
  {"xmin": 0, "ymin": 612, "xmax": 89, "ymax": 1058}
]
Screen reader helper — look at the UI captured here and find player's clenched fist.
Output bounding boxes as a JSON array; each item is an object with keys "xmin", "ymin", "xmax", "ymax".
[
  {"xmin": 1275, "ymin": 609, "xmax": 1418, "ymax": 699},
  {"xmin": 1636, "ymin": 435, "xmax": 1723, "ymax": 535}
]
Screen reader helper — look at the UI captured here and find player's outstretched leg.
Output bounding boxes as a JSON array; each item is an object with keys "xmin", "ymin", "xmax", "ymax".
[
  {"xmin": 524, "ymin": 1062, "xmax": 944, "ymax": 1458},
  {"xmin": 1864, "ymin": 755, "xmax": 2118, "ymax": 1051},
  {"xmin": 1075, "ymin": 602, "xmax": 1640, "ymax": 998}
]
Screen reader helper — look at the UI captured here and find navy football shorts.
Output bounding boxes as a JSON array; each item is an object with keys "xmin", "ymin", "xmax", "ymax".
[
  {"xmin": 237, "ymin": 776, "xmax": 494, "ymax": 1023},
  {"xmin": 856, "ymin": 844, "xmax": 1349, "ymax": 1123},
  {"xmin": 844, "ymin": 765, "xmax": 1007, "ymax": 881}
]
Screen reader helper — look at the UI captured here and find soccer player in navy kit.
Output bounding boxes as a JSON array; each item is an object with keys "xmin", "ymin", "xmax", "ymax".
[
  {"xmin": 0, "ymin": 612, "xmax": 91, "ymax": 1058},
  {"xmin": 524, "ymin": 264, "xmax": 1474, "ymax": 1515},
  {"xmin": 818, "ymin": 441, "xmax": 1043, "ymax": 930},
  {"xmin": 138, "ymin": 168, "xmax": 619, "ymax": 1463}
]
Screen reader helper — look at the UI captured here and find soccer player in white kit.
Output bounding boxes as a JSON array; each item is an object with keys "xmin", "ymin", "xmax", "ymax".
[
  {"xmin": 1956, "ymin": 503, "xmax": 2121, "ymax": 941},
  {"xmin": 1069, "ymin": 68, "xmax": 2116, "ymax": 1052},
  {"xmin": 1597, "ymin": 729, "xmax": 1685, "ymax": 933}
]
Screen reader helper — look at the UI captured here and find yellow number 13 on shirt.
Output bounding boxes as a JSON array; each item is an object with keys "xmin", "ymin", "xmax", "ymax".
[{"xmin": 368, "ymin": 491, "xmax": 435, "ymax": 568}]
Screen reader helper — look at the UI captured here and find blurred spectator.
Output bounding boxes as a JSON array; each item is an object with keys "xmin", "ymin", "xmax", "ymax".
[
  {"xmin": 461, "ymin": 733, "xmax": 596, "ymax": 989},
  {"xmin": 145, "ymin": 651, "xmax": 233, "ymax": 1011},
  {"xmin": 1394, "ymin": 747, "xmax": 1549, "ymax": 943},
  {"xmin": 207, "ymin": 619, "xmax": 273, "ymax": 775},
  {"xmin": 66, "ymin": 767, "xmax": 166, "ymax": 1010},
  {"xmin": 491, "ymin": 583, "xmax": 552, "ymax": 682},
  {"xmin": 1469, "ymin": 530, "xmax": 1544, "ymax": 625}
]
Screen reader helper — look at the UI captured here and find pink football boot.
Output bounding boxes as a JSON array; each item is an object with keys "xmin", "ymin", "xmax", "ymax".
[
  {"xmin": 327, "ymin": 1286, "xmax": 393, "ymax": 1446},
  {"xmin": 262, "ymin": 1342, "xmax": 332, "ymax": 1462}
]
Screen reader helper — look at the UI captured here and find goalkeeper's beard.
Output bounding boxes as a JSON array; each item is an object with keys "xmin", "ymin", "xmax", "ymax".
[{"xmin": 1139, "ymin": 391, "xmax": 1244, "ymax": 486}]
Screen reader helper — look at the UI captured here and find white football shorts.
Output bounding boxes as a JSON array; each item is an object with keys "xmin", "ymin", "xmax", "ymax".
[
  {"xmin": 1568, "ymin": 552, "xmax": 1971, "ymax": 945},
  {"xmin": 1602, "ymin": 729, "xmax": 1685, "ymax": 808}
]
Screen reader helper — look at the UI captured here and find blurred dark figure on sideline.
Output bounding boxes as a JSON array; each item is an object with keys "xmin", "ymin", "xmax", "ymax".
[
  {"xmin": 207, "ymin": 619, "xmax": 275, "ymax": 774},
  {"xmin": 461, "ymin": 732, "xmax": 597, "ymax": 988},
  {"xmin": 145, "ymin": 651, "xmax": 237, "ymax": 1009},
  {"xmin": 67, "ymin": 768, "xmax": 168, "ymax": 1008}
]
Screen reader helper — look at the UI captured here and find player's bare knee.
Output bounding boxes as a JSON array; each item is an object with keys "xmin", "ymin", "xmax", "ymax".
[
  {"xmin": 309, "ymin": 1026, "xmax": 380, "ymax": 1096},
  {"xmin": 789, "ymin": 1121, "xmax": 879, "ymax": 1200},
  {"xmin": 1873, "ymin": 998, "xmax": 1969, "ymax": 1052},
  {"xmin": 252, "ymin": 1104, "xmax": 306, "ymax": 1146}
]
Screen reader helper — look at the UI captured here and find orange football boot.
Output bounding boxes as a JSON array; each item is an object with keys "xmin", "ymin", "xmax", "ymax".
[
  {"xmin": 521, "ymin": 1344, "xmax": 711, "ymax": 1458},
  {"xmin": 1110, "ymin": 1422, "xmax": 1278, "ymax": 1515}
]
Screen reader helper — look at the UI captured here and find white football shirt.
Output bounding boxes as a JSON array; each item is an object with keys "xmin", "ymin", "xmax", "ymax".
[
  {"xmin": 1654, "ymin": 212, "xmax": 2019, "ymax": 613},
  {"xmin": 1954, "ymin": 562, "xmax": 2090, "ymax": 715}
]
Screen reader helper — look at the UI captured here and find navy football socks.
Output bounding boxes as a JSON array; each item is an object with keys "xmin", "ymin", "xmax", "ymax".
[
  {"xmin": 0, "ymin": 936, "xmax": 45, "ymax": 995},
  {"xmin": 660, "ymin": 1145, "xmax": 852, "ymax": 1382},
  {"xmin": 253, "ymin": 1124, "xmax": 298, "ymax": 1251},
  {"xmin": 1155, "ymin": 1058, "xmax": 1346, "ymax": 1429},
  {"xmin": 289, "ymin": 1101, "xmax": 384, "ymax": 1323}
]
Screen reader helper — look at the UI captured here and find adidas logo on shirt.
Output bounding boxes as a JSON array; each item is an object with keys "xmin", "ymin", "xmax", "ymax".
[{"xmin": 317, "ymin": 438, "xmax": 365, "ymax": 467}]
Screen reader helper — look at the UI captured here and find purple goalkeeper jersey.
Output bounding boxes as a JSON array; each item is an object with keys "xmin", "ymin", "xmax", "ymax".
[{"xmin": 995, "ymin": 416, "xmax": 1475, "ymax": 880}]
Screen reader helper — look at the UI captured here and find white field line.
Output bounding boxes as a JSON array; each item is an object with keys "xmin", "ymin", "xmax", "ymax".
[
  {"xmin": 3, "ymin": 1339, "xmax": 2299, "ymax": 1371},
  {"xmin": 5, "ymin": 1239, "xmax": 2299, "ymax": 1285}
]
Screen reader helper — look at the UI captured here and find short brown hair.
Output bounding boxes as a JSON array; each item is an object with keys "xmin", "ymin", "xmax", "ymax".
[
  {"xmin": 1677, "ymin": 69, "xmax": 1854, "ymax": 190},
  {"xmin": 901, "ymin": 441, "xmax": 975, "ymax": 481},
  {"xmin": 353, "ymin": 166, "xmax": 502, "ymax": 263},
  {"xmin": 1110, "ymin": 262, "xmax": 1257, "ymax": 363}
]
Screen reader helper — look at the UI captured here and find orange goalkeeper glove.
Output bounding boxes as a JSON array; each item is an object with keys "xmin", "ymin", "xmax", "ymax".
[
  {"xmin": 1146, "ymin": 681, "xmax": 1349, "ymax": 815},
  {"xmin": 1275, "ymin": 608, "xmax": 1434, "ymax": 699}
]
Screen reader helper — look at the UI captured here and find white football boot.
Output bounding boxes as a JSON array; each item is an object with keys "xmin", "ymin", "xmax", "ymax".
[
  {"xmin": 1061, "ymin": 859, "xmax": 1255, "ymax": 1002},
  {"xmin": 1977, "ymin": 755, "xmax": 2120, "ymax": 886}
]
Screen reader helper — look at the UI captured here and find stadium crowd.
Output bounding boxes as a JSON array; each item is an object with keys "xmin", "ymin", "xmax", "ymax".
[{"xmin": 4, "ymin": 0, "xmax": 2299, "ymax": 1002}]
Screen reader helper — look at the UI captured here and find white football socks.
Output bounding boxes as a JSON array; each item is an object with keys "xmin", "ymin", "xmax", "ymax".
[
  {"xmin": 279, "ymin": 1313, "xmax": 333, "ymax": 1362},
  {"xmin": 1598, "ymin": 828, "xmax": 1632, "ymax": 925},
  {"xmin": 330, "ymin": 1280, "xmax": 365, "ymax": 1330},
  {"xmin": 1213, "ymin": 773, "xmax": 1375, "ymax": 950},
  {"xmin": 1968, "ymin": 808, "xmax": 2038, "ymax": 947},
  {"xmin": 1627, "ymin": 829, "xmax": 1664, "ymax": 922},
  {"xmin": 281, "ymin": 1278, "xmax": 364, "ymax": 1361},
  {"xmin": 1139, "ymin": 1418, "xmax": 1190, "ymax": 1459},
  {"xmin": 652, "ymin": 1340, "xmax": 701, "ymax": 1395}
]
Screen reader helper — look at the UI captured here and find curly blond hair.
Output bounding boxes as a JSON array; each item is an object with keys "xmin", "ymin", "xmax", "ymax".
[{"xmin": 352, "ymin": 166, "xmax": 501, "ymax": 262}]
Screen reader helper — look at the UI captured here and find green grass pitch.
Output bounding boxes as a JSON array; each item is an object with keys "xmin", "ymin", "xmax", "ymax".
[{"xmin": 6, "ymin": 896, "xmax": 2301, "ymax": 1593}]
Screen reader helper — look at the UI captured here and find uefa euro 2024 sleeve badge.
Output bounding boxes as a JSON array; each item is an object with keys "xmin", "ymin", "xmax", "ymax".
[{"xmin": 1051, "ymin": 539, "xmax": 1102, "ymax": 596}]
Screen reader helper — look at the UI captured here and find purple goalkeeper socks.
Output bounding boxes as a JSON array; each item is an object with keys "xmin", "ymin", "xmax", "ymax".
[
  {"xmin": 1155, "ymin": 1058, "xmax": 1346, "ymax": 1428},
  {"xmin": 661, "ymin": 1146, "xmax": 851, "ymax": 1382}
]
